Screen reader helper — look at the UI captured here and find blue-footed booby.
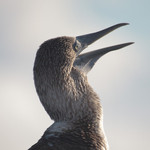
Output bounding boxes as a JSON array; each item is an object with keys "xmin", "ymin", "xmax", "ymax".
[{"xmin": 29, "ymin": 23, "xmax": 133, "ymax": 150}]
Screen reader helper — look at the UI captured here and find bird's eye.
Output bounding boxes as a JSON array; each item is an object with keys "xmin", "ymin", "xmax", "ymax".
[
  {"xmin": 73, "ymin": 40, "xmax": 80, "ymax": 52},
  {"xmin": 75, "ymin": 45, "xmax": 78, "ymax": 51}
]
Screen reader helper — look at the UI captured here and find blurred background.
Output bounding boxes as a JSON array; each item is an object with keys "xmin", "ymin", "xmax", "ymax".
[{"xmin": 0, "ymin": 0, "xmax": 149, "ymax": 149}]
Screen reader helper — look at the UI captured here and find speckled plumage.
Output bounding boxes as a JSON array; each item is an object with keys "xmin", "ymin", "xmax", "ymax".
[
  {"xmin": 29, "ymin": 23, "xmax": 133, "ymax": 150},
  {"xmin": 31, "ymin": 36, "xmax": 107, "ymax": 150}
]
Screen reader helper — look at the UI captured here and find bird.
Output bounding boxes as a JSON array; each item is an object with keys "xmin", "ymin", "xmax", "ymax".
[{"xmin": 29, "ymin": 23, "xmax": 133, "ymax": 150}]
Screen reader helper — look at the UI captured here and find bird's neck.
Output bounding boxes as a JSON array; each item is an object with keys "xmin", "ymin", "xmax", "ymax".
[
  {"xmin": 34, "ymin": 67, "xmax": 108, "ymax": 149},
  {"xmin": 34, "ymin": 66, "xmax": 101, "ymax": 122}
]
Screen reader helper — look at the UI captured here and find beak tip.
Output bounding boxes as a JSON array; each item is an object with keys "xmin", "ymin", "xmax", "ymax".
[
  {"xmin": 123, "ymin": 42, "xmax": 134, "ymax": 47},
  {"xmin": 129, "ymin": 42, "xmax": 135, "ymax": 45},
  {"xmin": 118, "ymin": 23, "xmax": 129, "ymax": 27}
]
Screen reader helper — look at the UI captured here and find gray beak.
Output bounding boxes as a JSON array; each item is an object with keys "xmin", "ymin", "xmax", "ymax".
[
  {"xmin": 76, "ymin": 23, "xmax": 129, "ymax": 53},
  {"xmin": 73, "ymin": 23, "xmax": 134, "ymax": 73}
]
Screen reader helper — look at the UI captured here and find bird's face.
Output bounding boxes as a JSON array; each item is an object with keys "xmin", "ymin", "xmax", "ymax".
[{"xmin": 35, "ymin": 23, "xmax": 134, "ymax": 78}]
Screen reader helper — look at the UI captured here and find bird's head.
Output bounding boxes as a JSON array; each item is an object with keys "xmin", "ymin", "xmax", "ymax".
[{"xmin": 34, "ymin": 23, "xmax": 133, "ymax": 78}]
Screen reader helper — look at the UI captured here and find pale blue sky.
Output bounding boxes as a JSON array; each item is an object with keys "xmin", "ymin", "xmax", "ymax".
[{"xmin": 0, "ymin": 0, "xmax": 150, "ymax": 150}]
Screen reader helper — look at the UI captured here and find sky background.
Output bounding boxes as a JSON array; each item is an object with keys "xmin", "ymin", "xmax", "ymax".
[{"xmin": 0, "ymin": 0, "xmax": 150, "ymax": 150}]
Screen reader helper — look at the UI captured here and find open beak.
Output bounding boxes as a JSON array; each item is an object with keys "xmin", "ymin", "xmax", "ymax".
[{"xmin": 73, "ymin": 23, "xmax": 134, "ymax": 73}]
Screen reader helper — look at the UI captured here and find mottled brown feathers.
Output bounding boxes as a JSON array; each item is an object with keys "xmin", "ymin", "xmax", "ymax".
[
  {"xmin": 30, "ymin": 36, "xmax": 108, "ymax": 150},
  {"xmin": 29, "ymin": 23, "xmax": 133, "ymax": 150}
]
